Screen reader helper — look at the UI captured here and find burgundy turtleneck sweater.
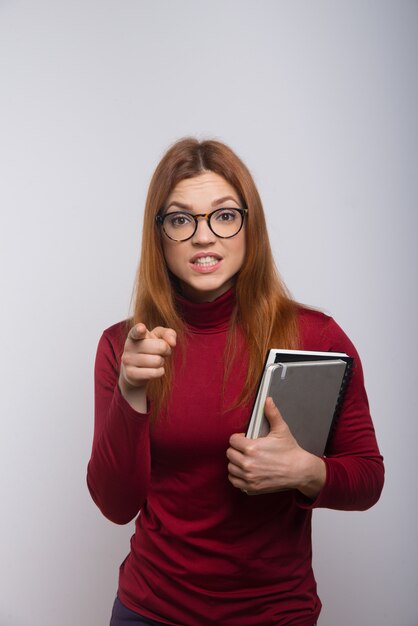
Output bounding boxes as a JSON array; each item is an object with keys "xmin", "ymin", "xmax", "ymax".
[{"xmin": 87, "ymin": 290, "xmax": 384, "ymax": 626}]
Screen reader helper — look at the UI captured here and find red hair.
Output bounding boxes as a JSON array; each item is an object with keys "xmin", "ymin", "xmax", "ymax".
[{"xmin": 133, "ymin": 138, "xmax": 299, "ymax": 419}]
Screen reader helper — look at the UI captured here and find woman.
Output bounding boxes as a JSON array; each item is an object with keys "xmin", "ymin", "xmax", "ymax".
[{"xmin": 87, "ymin": 138, "xmax": 384, "ymax": 626}]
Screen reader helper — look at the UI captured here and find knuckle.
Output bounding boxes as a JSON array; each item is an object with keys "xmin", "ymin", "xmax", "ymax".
[
  {"xmin": 147, "ymin": 367, "xmax": 165, "ymax": 379},
  {"xmin": 124, "ymin": 365, "xmax": 138, "ymax": 382},
  {"xmin": 121, "ymin": 353, "xmax": 131, "ymax": 366},
  {"xmin": 241, "ymin": 458, "xmax": 253, "ymax": 473},
  {"xmin": 245, "ymin": 442, "xmax": 258, "ymax": 457},
  {"xmin": 149, "ymin": 366, "xmax": 165, "ymax": 379},
  {"xmin": 148, "ymin": 355, "xmax": 164, "ymax": 368},
  {"xmin": 158, "ymin": 339, "xmax": 168, "ymax": 353}
]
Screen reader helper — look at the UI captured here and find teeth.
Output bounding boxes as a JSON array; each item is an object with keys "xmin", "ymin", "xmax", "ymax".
[{"xmin": 193, "ymin": 256, "xmax": 219, "ymax": 266}]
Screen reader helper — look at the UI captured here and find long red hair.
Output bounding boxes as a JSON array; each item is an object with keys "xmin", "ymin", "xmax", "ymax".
[{"xmin": 133, "ymin": 138, "xmax": 299, "ymax": 419}]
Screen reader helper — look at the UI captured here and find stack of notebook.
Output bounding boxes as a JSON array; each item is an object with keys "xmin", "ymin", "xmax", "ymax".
[{"xmin": 246, "ymin": 349, "xmax": 353, "ymax": 456}]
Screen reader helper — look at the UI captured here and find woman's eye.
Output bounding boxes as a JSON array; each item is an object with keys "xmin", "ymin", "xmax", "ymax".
[
  {"xmin": 167, "ymin": 213, "xmax": 193, "ymax": 228},
  {"xmin": 215, "ymin": 209, "xmax": 238, "ymax": 222}
]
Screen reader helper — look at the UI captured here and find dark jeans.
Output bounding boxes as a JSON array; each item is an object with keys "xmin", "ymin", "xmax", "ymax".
[
  {"xmin": 110, "ymin": 595, "xmax": 317, "ymax": 626},
  {"xmin": 110, "ymin": 597, "xmax": 166, "ymax": 625}
]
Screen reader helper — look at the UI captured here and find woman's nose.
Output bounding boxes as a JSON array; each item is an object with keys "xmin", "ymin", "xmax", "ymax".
[{"xmin": 191, "ymin": 216, "xmax": 216, "ymax": 244}]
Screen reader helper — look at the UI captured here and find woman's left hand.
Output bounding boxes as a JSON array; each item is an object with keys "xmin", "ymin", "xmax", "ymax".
[{"xmin": 227, "ymin": 397, "xmax": 326, "ymax": 498}]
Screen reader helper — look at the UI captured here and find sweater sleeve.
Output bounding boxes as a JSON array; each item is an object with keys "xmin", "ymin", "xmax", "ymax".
[
  {"xmin": 86, "ymin": 326, "xmax": 151, "ymax": 524},
  {"xmin": 297, "ymin": 315, "xmax": 384, "ymax": 512}
]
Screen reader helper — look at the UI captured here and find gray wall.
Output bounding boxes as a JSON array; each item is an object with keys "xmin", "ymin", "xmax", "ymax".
[{"xmin": 1, "ymin": 1, "xmax": 417, "ymax": 625}]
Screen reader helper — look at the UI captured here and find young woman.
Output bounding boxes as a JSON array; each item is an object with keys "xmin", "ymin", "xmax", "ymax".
[{"xmin": 87, "ymin": 138, "xmax": 384, "ymax": 626}]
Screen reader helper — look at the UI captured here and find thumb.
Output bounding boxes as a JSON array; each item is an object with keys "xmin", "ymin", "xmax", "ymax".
[
  {"xmin": 264, "ymin": 397, "xmax": 287, "ymax": 435},
  {"xmin": 152, "ymin": 326, "xmax": 177, "ymax": 348}
]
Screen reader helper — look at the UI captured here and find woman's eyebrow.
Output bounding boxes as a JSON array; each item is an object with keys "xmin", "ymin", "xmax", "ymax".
[
  {"xmin": 165, "ymin": 201, "xmax": 189, "ymax": 211},
  {"xmin": 211, "ymin": 195, "xmax": 239, "ymax": 207}
]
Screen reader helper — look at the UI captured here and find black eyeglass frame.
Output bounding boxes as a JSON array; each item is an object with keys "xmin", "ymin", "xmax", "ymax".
[{"xmin": 155, "ymin": 207, "xmax": 248, "ymax": 242}]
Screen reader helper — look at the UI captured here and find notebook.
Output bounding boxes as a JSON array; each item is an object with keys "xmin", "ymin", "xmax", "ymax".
[{"xmin": 246, "ymin": 350, "xmax": 353, "ymax": 456}]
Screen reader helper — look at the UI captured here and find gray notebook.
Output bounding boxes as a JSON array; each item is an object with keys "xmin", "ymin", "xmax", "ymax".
[{"xmin": 246, "ymin": 359, "xmax": 348, "ymax": 456}]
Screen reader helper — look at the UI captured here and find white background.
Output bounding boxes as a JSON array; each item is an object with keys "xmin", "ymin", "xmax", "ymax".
[{"xmin": 1, "ymin": 1, "xmax": 417, "ymax": 625}]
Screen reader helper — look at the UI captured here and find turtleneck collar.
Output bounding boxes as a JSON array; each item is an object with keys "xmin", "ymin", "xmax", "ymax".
[{"xmin": 175, "ymin": 288, "xmax": 236, "ymax": 333}]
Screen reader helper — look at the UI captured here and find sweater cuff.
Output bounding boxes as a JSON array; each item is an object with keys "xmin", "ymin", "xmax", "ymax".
[{"xmin": 114, "ymin": 383, "xmax": 151, "ymax": 422}]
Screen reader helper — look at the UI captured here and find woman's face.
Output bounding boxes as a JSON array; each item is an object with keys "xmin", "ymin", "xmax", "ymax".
[{"xmin": 161, "ymin": 171, "xmax": 246, "ymax": 302}]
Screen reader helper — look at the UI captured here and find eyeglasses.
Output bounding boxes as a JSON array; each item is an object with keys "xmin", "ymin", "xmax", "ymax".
[{"xmin": 156, "ymin": 207, "xmax": 247, "ymax": 242}]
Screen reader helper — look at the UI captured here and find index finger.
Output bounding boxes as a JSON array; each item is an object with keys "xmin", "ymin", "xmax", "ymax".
[
  {"xmin": 127, "ymin": 323, "xmax": 152, "ymax": 342},
  {"xmin": 228, "ymin": 432, "xmax": 250, "ymax": 453}
]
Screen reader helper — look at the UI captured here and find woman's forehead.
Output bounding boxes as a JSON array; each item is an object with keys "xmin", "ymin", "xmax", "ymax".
[{"xmin": 168, "ymin": 172, "xmax": 239, "ymax": 204}]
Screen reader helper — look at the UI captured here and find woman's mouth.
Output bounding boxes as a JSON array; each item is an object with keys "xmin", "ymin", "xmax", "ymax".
[
  {"xmin": 190, "ymin": 255, "xmax": 222, "ymax": 273},
  {"xmin": 193, "ymin": 255, "xmax": 219, "ymax": 267}
]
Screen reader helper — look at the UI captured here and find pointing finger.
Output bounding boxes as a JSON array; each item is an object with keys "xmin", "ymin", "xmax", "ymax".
[{"xmin": 127, "ymin": 323, "xmax": 152, "ymax": 342}]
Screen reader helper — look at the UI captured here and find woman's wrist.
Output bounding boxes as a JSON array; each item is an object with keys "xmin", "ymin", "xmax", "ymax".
[
  {"xmin": 118, "ymin": 375, "xmax": 148, "ymax": 413},
  {"xmin": 296, "ymin": 452, "xmax": 326, "ymax": 499}
]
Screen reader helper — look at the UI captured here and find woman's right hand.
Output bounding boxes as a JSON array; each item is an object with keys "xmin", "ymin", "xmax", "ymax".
[{"xmin": 118, "ymin": 323, "xmax": 177, "ymax": 412}]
